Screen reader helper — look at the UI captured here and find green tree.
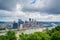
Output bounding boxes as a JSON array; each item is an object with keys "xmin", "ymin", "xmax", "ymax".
[
  {"xmin": 19, "ymin": 33, "xmax": 29, "ymax": 40},
  {"xmin": 53, "ymin": 26, "xmax": 60, "ymax": 32},
  {"xmin": 6, "ymin": 31, "xmax": 17, "ymax": 40},
  {"xmin": 46, "ymin": 26, "xmax": 60, "ymax": 36},
  {"xmin": 0, "ymin": 35, "xmax": 7, "ymax": 40},
  {"xmin": 19, "ymin": 32, "xmax": 50, "ymax": 40},
  {"xmin": 51, "ymin": 31, "xmax": 60, "ymax": 40}
]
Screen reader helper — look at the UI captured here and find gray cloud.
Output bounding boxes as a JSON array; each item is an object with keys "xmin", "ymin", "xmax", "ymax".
[
  {"xmin": 0, "ymin": 0, "xmax": 17, "ymax": 11},
  {"xmin": 0, "ymin": 0, "xmax": 60, "ymax": 14},
  {"xmin": 0, "ymin": 0, "xmax": 60, "ymax": 21},
  {"xmin": 19, "ymin": 0, "xmax": 60, "ymax": 14},
  {"xmin": 41, "ymin": 0, "xmax": 60, "ymax": 14}
]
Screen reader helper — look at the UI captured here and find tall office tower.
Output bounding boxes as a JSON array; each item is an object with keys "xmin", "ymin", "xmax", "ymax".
[
  {"xmin": 18, "ymin": 19, "xmax": 24, "ymax": 29},
  {"xmin": 29, "ymin": 18, "xmax": 32, "ymax": 22},
  {"xmin": 18, "ymin": 19, "xmax": 21, "ymax": 27},
  {"xmin": 25, "ymin": 21, "xmax": 28, "ymax": 24},
  {"xmin": 13, "ymin": 21, "xmax": 18, "ymax": 29}
]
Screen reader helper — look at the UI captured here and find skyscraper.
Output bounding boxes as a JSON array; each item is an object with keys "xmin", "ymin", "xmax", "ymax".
[
  {"xmin": 13, "ymin": 21, "xmax": 18, "ymax": 29},
  {"xmin": 18, "ymin": 19, "xmax": 24, "ymax": 29},
  {"xmin": 18, "ymin": 19, "xmax": 21, "ymax": 27},
  {"xmin": 29, "ymin": 18, "xmax": 31, "ymax": 22}
]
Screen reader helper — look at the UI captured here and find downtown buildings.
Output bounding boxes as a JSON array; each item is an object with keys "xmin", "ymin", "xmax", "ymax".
[{"xmin": 0, "ymin": 18, "xmax": 55, "ymax": 31}]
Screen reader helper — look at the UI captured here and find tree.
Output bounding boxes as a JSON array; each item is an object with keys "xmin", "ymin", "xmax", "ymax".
[
  {"xmin": 51, "ymin": 31, "xmax": 60, "ymax": 40},
  {"xmin": 53, "ymin": 26, "xmax": 60, "ymax": 32},
  {"xmin": 0, "ymin": 35, "xmax": 7, "ymax": 40},
  {"xmin": 46, "ymin": 26, "xmax": 60, "ymax": 36},
  {"xmin": 19, "ymin": 32, "xmax": 50, "ymax": 40},
  {"xmin": 19, "ymin": 33, "xmax": 29, "ymax": 40},
  {"xmin": 6, "ymin": 31, "xmax": 17, "ymax": 40}
]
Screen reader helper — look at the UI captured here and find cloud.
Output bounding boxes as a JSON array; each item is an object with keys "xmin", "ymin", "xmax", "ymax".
[
  {"xmin": 0, "ymin": 0, "xmax": 60, "ymax": 22},
  {"xmin": 19, "ymin": 0, "xmax": 45, "ymax": 12},
  {"xmin": 0, "ymin": 0, "xmax": 17, "ymax": 11},
  {"xmin": 18, "ymin": 0, "xmax": 60, "ymax": 14},
  {"xmin": 0, "ymin": 9, "xmax": 60, "ymax": 22}
]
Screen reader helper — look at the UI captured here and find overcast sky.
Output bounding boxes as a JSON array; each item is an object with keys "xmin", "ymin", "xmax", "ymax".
[{"xmin": 0, "ymin": 0, "xmax": 60, "ymax": 22}]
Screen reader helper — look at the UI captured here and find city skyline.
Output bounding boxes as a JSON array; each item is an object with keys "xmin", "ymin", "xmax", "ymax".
[{"xmin": 0, "ymin": 0, "xmax": 60, "ymax": 22}]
